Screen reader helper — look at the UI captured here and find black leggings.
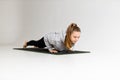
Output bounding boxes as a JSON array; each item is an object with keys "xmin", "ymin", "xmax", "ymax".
[{"xmin": 27, "ymin": 37, "xmax": 46, "ymax": 48}]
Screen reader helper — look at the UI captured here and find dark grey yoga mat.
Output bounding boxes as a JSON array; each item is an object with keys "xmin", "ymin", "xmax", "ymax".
[{"xmin": 13, "ymin": 48, "xmax": 90, "ymax": 55}]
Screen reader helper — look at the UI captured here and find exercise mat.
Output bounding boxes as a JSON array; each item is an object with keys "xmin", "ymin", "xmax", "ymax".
[{"xmin": 13, "ymin": 48, "xmax": 90, "ymax": 55}]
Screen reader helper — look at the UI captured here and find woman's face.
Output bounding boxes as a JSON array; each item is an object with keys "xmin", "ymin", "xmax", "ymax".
[{"xmin": 70, "ymin": 31, "xmax": 80, "ymax": 44}]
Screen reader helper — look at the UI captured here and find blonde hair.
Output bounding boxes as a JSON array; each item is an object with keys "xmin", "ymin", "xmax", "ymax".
[{"xmin": 64, "ymin": 23, "xmax": 81, "ymax": 50}]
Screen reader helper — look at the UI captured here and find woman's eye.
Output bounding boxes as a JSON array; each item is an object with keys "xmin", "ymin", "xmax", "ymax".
[
  {"xmin": 74, "ymin": 36, "xmax": 77, "ymax": 38},
  {"xmin": 74, "ymin": 36, "xmax": 80, "ymax": 39}
]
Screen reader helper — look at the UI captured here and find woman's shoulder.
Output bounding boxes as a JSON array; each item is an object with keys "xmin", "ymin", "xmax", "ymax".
[
  {"xmin": 45, "ymin": 30, "xmax": 65, "ymax": 35},
  {"xmin": 44, "ymin": 30, "xmax": 66, "ymax": 39}
]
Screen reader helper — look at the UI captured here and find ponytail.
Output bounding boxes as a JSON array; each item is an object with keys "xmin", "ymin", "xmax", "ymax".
[{"xmin": 64, "ymin": 23, "xmax": 81, "ymax": 50}]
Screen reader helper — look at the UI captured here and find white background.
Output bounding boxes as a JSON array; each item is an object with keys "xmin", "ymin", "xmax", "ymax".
[
  {"xmin": 0, "ymin": 0, "xmax": 120, "ymax": 80},
  {"xmin": 0, "ymin": 0, "xmax": 120, "ymax": 53}
]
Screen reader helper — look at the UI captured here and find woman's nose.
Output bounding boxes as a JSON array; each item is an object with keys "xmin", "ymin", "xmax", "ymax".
[{"xmin": 76, "ymin": 38, "xmax": 79, "ymax": 41}]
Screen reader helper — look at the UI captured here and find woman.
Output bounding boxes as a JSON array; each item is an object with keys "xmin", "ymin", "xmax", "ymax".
[{"xmin": 23, "ymin": 23, "xmax": 81, "ymax": 53}]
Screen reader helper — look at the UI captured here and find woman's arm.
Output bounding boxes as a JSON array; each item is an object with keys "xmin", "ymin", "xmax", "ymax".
[
  {"xmin": 49, "ymin": 49, "xmax": 58, "ymax": 53},
  {"xmin": 44, "ymin": 36, "xmax": 58, "ymax": 53}
]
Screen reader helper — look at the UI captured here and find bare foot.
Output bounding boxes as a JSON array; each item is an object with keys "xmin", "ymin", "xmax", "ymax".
[{"xmin": 23, "ymin": 41, "xmax": 27, "ymax": 48}]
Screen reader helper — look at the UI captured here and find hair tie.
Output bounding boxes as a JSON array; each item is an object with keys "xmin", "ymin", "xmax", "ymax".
[{"xmin": 71, "ymin": 23, "xmax": 77, "ymax": 27}]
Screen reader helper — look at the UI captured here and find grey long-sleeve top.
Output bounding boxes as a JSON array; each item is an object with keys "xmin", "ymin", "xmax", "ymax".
[{"xmin": 43, "ymin": 31, "xmax": 74, "ymax": 51}]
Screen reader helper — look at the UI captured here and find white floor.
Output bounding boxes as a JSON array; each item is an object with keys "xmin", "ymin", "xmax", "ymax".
[{"xmin": 0, "ymin": 45, "xmax": 120, "ymax": 80}]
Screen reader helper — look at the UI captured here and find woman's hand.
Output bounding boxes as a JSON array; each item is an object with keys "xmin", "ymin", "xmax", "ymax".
[{"xmin": 49, "ymin": 49, "xmax": 58, "ymax": 53}]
